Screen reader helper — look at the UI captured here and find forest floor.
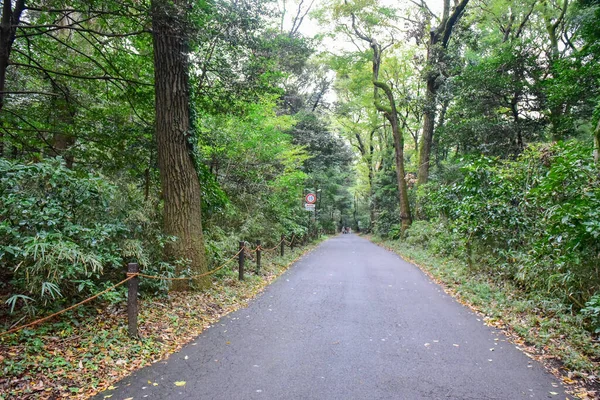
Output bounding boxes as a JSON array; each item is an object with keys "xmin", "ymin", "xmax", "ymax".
[
  {"xmin": 0, "ymin": 238, "xmax": 325, "ymax": 399},
  {"xmin": 370, "ymin": 235, "xmax": 600, "ymax": 400}
]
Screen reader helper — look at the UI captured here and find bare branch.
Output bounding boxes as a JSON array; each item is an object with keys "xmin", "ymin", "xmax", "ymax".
[
  {"xmin": 440, "ymin": 0, "xmax": 469, "ymax": 47},
  {"xmin": 289, "ymin": 0, "xmax": 316, "ymax": 36},
  {"xmin": 514, "ymin": 2, "xmax": 536, "ymax": 40},
  {"xmin": 350, "ymin": 13, "xmax": 372, "ymax": 43},
  {"xmin": 409, "ymin": 0, "xmax": 439, "ymax": 21},
  {"xmin": 10, "ymin": 62, "xmax": 153, "ymax": 86},
  {"xmin": 17, "ymin": 24, "xmax": 150, "ymax": 39},
  {"xmin": 0, "ymin": 90, "xmax": 59, "ymax": 96}
]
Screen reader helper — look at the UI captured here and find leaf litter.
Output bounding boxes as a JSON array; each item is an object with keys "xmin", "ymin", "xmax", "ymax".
[{"xmin": 0, "ymin": 244, "xmax": 317, "ymax": 399}]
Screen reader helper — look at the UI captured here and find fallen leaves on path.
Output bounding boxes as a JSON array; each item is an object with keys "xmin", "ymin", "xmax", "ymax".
[{"xmin": 369, "ymin": 236, "xmax": 600, "ymax": 400}]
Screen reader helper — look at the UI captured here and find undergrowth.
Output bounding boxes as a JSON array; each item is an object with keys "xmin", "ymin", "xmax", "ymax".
[{"xmin": 0, "ymin": 238, "xmax": 325, "ymax": 399}]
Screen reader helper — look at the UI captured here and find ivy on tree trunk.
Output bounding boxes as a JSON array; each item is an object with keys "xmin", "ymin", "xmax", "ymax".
[{"xmin": 152, "ymin": 0, "xmax": 209, "ymax": 290}]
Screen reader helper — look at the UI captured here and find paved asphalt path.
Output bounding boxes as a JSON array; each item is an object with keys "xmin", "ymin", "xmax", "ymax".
[{"xmin": 96, "ymin": 234, "xmax": 572, "ymax": 400}]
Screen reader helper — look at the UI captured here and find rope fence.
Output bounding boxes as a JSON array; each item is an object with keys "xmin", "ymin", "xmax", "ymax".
[
  {"xmin": 1, "ymin": 232, "xmax": 317, "ymax": 338},
  {"xmin": 1, "ymin": 275, "xmax": 136, "ymax": 337},
  {"xmin": 130, "ymin": 247, "xmax": 244, "ymax": 281}
]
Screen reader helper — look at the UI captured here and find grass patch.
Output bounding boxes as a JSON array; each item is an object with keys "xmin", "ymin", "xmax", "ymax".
[
  {"xmin": 0, "ymin": 237, "xmax": 327, "ymax": 399},
  {"xmin": 370, "ymin": 235, "xmax": 599, "ymax": 399}
]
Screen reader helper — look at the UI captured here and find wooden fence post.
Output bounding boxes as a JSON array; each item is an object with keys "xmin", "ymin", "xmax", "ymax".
[
  {"xmin": 127, "ymin": 263, "xmax": 139, "ymax": 338},
  {"xmin": 238, "ymin": 241, "xmax": 245, "ymax": 281},
  {"xmin": 280, "ymin": 234, "xmax": 285, "ymax": 257},
  {"xmin": 256, "ymin": 240, "xmax": 261, "ymax": 274},
  {"xmin": 290, "ymin": 235, "xmax": 295, "ymax": 250}
]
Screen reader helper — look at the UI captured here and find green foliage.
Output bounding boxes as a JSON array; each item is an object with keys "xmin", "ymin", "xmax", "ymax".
[
  {"xmin": 415, "ymin": 141, "xmax": 600, "ymax": 310},
  {"xmin": 0, "ymin": 158, "xmax": 170, "ymax": 312},
  {"xmin": 443, "ymin": 41, "xmax": 545, "ymax": 155},
  {"xmin": 581, "ymin": 294, "xmax": 600, "ymax": 333},
  {"xmin": 0, "ymin": 159, "xmax": 120, "ymax": 301},
  {"xmin": 197, "ymin": 98, "xmax": 312, "ymax": 243}
]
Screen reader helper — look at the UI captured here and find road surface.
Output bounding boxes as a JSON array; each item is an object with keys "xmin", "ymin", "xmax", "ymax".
[{"xmin": 96, "ymin": 234, "xmax": 571, "ymax": 399}]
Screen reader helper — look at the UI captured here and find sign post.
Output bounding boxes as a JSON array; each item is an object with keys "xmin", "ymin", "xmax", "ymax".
[{"xmin": 304, "ymin": 192, "xmax": 316, "ymax": 212}]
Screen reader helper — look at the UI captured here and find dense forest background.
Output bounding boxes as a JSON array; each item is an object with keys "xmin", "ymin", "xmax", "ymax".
[{"xmin": 1, "ymin": 0, "xmax": 599, "ymax": 343}]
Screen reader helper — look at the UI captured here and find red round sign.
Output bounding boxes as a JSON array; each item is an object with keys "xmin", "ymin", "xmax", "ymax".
[{"xmin": 305, "ymin": 193, "xmax": 316, "ymax": 204}]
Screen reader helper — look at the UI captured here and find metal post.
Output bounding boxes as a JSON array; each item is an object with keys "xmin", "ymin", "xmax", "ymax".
[
  {"xmin": 280, "ymin": 234, "xmax": 285, "ymax": 257},
  {"xmin": 256, "ymin": 240, "xmax": 261, "ymax": 274},
  {"xmin": 238, "ymin": 241, "xmax": 245, "ymax": 281},
  {"xmin": 127, "ymin": 263, "xmax": 139, "ymax": 338}
]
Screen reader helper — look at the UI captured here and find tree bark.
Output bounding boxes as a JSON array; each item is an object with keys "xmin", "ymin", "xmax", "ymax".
[
  {"xmin": 152, "ymin": 0, "xmax": 209, "ymax": 290},
  {"xmin": 0, "ymin": 0, "xmax": 26, "ymax": 157},
  {"xmin": 417, "ymin": 0, "xmax": 469, "ymax": 185},
  {"xmin": 0, "ymin": 0, "xmax": 25, "ymax": 112},
  {"xmin": 594, "ymin": 118, "xmax": 600, "ymax": 164},
  {"xmin": 418, "ymin": 75, "xmax": 436, "ymax": 185}
]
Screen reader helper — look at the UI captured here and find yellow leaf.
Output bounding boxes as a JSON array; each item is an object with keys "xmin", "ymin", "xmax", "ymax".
[
  {"xmin": 153, "ymin": 383, "xmax": 159, "ymax": 386},
  {"xmin": 175, "ymin": 381, "xmax": 186, "ymax": 387},
  {"xmin": 124, "ymin": 398, "xmax": 133, "ymax": 400},
  {"xmin": 107, "ymin": 386, "xmax": 117, "ymax": 390}
]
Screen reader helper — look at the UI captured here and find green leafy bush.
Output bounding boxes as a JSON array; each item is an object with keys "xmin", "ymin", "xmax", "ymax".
[
  {"xmin": 581, "ymin": 294, "xmax": 600, "ymax": 334},
  {"xmin": 0, "ymin": 159, "xmax": 170, "ymax": 313},
  {"xmin": 417, "ymin": 141, "xmax": 600, "ymax": 309}
]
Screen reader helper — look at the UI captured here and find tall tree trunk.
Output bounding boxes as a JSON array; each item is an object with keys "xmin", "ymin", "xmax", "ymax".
[
  {"xmin": 0, "ymin": 0, "xmax": 25, "ymax": 112},
  {"xmin": 371, "ymin": 49, "xmax": 412, "ymax": 232},
  {"xmin": 0, "ymin": 0, "xmax": 26, "ymax": 158},
  {"xmin": 152, "ymin": 0, "xmax": 209, "ymax": 290},
  {"xmin": 387, "ymin": 108, "xmax": 412, "ymax": 232},
  {"xmin": 418, "ymin": 75, "xmax": 436, "ymax": 185},
  {"xmin": 350, "ymin": 14, "xmax": 412, "ymax": 232},
  {"xmin": 594, "ymin": 118, "xmax": 600, "ymax": 164},
  {"xmin": 416, "ymin": 0, "xmax": 469, "ymax": 185}
]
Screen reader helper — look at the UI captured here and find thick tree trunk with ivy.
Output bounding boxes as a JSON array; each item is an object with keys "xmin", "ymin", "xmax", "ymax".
[{"xmin": 152, "ymin": 0, "xmax": 209, "ymax": 290}]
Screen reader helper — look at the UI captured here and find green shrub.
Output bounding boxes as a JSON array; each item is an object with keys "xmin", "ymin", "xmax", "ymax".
[
  {"xmin": 418, "ymin": 141, "xmax": 600, "ymax": 308},
  {"xmin": 0, "ymin": 159, "xmax": 169, "ymax": 313},
  {"xmin": 581, "ymin": 294, "xmax": 600, "ymax": 334}
]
